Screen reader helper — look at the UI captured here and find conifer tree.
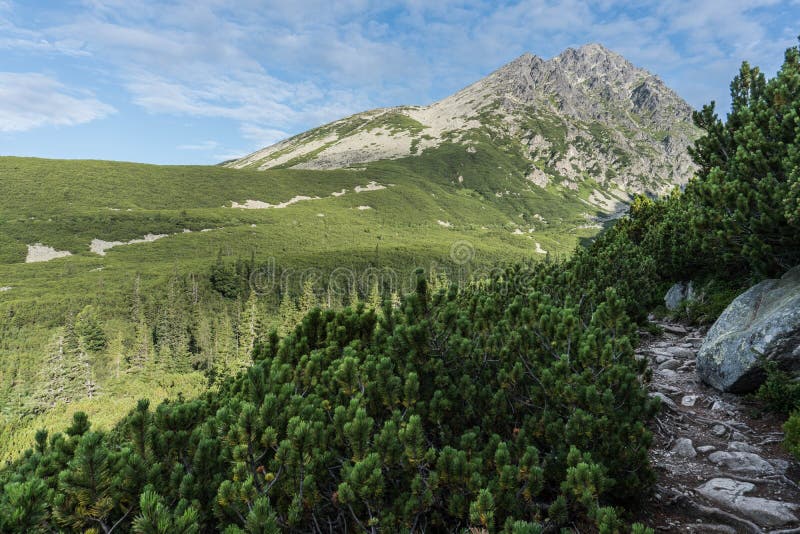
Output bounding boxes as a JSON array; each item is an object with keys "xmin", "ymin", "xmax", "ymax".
[
  {"xmin": 278, "ymin": 290, "xmax": 298, "ymax": 336},
  {"xmin": 688, "ymin": 41, "xmax": 800, "ymax": 276},
  {"xmin": 367, "ymin": 279, "xmax": 382, "ymax": 313},
  {"xmin": 298, "ymin": 278, "xmax": 318, "ymax": 316},
  {"xmin": 238, "ymin": 291, "xmax": 260, "ymax": 361},
  {"xmin": 76, "ymin": 305, "xmax": 107, "ymax": 353},
  {"xmin": 33, "ymin": 333, "xmax": 68, "ymax": 411},
  {"xmin": 107, "ymin": 331, "xmax": 126, "ymax": 380}
]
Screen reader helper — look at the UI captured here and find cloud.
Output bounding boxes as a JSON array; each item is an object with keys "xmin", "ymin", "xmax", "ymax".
[
  {"xmin": 240, "ymin": 124, "xmax": 290, "ymax": 147},
  {"xmin": 0, "ymin": 72, "xmax": 115, "ymax": 132},
  {"xmin": 177, "ymin": 140, "xmax": 219, "ymax": 151},
  {"xmin": 1, "ymin": 0, "xmax": 798, "ymax": 153}
]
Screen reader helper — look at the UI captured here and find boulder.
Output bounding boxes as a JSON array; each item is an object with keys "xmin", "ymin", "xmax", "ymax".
[
  {"xmin": 696, "ymin": 478, "xmax": 798, "ymax": 527},
  {"xmin": 697, "ymin": 266, "xmax": 800, "ymax": 392},
  {"xmin": 707, "ymin": 451, "xmax": 780, "ymax": 475},
  {"xmin": 670, "ymin": 437, "xmax": 697, "ymax": 458},
  {"xmin": 658, "ymin": 358, "xmax": 681, "ymax": 371},
  {"xmin": 665, "ymin": 281, "xmax": 696, "ymax": 311},
  {"xmin": 728, "ymin": 441, "xmax": 759, "ymax": 454}
]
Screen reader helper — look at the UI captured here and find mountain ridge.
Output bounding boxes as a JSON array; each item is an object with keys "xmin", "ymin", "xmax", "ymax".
[{"xmin": 227, "ymin": 43, "xmax": 698, "ymax": 208}]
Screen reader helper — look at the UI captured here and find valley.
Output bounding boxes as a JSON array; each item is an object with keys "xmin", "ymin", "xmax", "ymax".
[
  {"xmin": 4, "ymin": 31, "xmax": 799, "ymax": 533},
  {"xmin": 0, "ymin": 45, "xmax": 700, "ymax": 461}
]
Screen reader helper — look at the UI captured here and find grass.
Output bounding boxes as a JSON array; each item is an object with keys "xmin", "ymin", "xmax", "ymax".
[{"xmin": 0, "ymin": 150, "xmax": 604, "ymax": 460}]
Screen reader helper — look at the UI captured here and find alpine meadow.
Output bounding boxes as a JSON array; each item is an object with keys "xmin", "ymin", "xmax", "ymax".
[{"xmin": 1, "ymin": 9, "xmax": 800, "ymax": 533}]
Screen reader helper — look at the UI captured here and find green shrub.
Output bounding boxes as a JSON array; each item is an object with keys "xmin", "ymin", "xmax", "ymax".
[
  {"xmin": 0, "ymin": 265, "xmax": 657, "ymax": 531},
  {"xmin": 756, "ymin": 361, "xmax": 800, "ymax": 415},
  {"xmin": 783, "ymin": 412, "xmax": 800, "ymax": 461}
]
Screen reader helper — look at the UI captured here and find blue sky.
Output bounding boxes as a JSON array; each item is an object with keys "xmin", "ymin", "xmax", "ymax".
[{"xmin": 1, "ymin": 0, "xmax": 798, "ymax": 165}]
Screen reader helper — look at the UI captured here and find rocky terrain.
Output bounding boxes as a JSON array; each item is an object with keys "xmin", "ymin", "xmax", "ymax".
[
  {"xmin": 227, "ymin": 44, "xmax": 698, "ymax": 213},
  {"xmin": 640, "ymin": 320, "xmax": 800, "ymax": 533}
]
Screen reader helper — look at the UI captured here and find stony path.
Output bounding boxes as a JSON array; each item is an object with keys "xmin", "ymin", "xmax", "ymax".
[{"xmin": 637, "ymin": 321, "xmax": 800, "ymax": 533}]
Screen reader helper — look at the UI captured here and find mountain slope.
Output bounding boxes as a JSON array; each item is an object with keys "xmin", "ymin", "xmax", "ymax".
[
  {"xmin": 0, "ymin": 44, "xmax": 698, "ymax": 461},
  {"xmin": 228, "ymin": 44, "xmax": 697, "ymax": 210}
]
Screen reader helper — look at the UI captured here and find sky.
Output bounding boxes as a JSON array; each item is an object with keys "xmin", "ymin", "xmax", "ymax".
[{"xmin": 1, "ymin": 1, "xmax": 798, "ymax": 165}]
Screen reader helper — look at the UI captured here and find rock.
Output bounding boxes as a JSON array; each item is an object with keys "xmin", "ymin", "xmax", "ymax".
[
  {"xmin": 671, "ymin": 437, "xmax": 697, "ymax": 458},
  {"xmin": 658, "ymin": 359, "xmax": 681, "ymax": 371},
  {"xmin": 728, "ymin": 441, "xmax": 759, "ymax": 453},
  {"xmin": 681, "ymin": 395, "xmax": 698, "ymax": 407},
  {"xmin": 730, "ymin": 431, "xmax": 747, "ymax": 442},
  {"xmin": 662, "ymin": 323, "xmax": 688, "ymax": 335},
  {"xmin": 697, "ymin": 445, "xmax": 716, "ymax": 453},
  {"xmin": 655, "ymin": 354, "xmax": 671, "ymax": 364},
  {"xmin": 696, "ymin": 478, "xmax": 799, "ymax": 527},
  {"xmin": 657, "ymin": 368, "xmax": 677, "ymax": 379},
  {"xmin": 650, "ymin": 392, "xmax": 678, "ymax": 412},
  {"xmin": 711, "ymin": 424, "xmax": 728, "ymax": 437},
  {"xmin": 666, "ymin": 346, "xmax": 695, "ymax": 359},
  {"xmin": 665, "ymin": 281, "xmax": 697, "ymax": 311},
  {"xmin": 769, "ymin": 458, "xmax": 790, "ymax": 473},
  {"xmin": 707, "ymin": 451, "xmax": 778, "ymax": 475},
  {"xmin": 711, "ymin": 400, "xmax": 733, "ymax": 412},
  {"xmin": 697, "ymin": 266, "xmax": 800, "ymax": 393}
]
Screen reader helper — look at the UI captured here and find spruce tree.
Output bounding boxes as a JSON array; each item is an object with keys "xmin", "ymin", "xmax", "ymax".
[{"xmin": 76, "ymin": 305, "xmax": 107, "ymax": 353}]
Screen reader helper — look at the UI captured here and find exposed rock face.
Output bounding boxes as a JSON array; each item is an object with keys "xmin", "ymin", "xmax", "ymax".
[
  {"xmin": 696, "ymin": 478, "xmax": 798, "ymax": 528},
  {"xmin": 227, "ymin": 44, "xmax": 698, "ymax": 211},
  {"xmin": 707, "ymin": 451, "xmax": 782, "ymax": 475},
  {"xmin": 697, "ymin": 266, "xmax": 800, "ymax": 392},
  {"xmin": 665, "ymin": 281, "xmax": 696, "ymax": 311}
]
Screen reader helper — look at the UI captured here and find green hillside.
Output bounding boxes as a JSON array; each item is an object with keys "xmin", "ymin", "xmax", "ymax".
[
  {"xmin": 0, "ymin": 142, "xmax": 607, "ymax": 460},
  {"xmin": 1, "ymin": 40, "xmax": 799, "ymax": 534}
]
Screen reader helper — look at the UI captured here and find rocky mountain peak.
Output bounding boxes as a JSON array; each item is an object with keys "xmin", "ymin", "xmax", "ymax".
[{"xmin": 227, "ymin": 44, "xmax": 699, "ymax": 205}]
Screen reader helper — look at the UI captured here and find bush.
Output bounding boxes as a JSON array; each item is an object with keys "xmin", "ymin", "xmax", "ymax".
[
  {"xmin": 783, "ymin": 412, "xmax": 800, "ymax": 461},
  {"xmin": 0, "ymin": 265, "xmax": 657, "ymax": 532}
]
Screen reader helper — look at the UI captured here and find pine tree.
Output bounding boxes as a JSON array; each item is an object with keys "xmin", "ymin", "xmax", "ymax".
[
  {"xmin": 278, "ymin": 290, "xmax": 298, "ymax": 336},
  {"xmin": 238, "ymin": 291, "xmax": 261, "ymax": 362},
  {"xmin": 76, "ymin": 305, "xmax": 107, "ymax": 353},
  {"xmin": 347, "ymin": 282, "xmax": 360, "ymax": 309},
  {"xmin": 33, "ymin": 333, "xmax": 67, "ymax": 411},
  {"xmin": 132, "ymin": 488, "xmax": 199, "ymax": 534},
  {"xmin": 107, "ymin": 331, "xmax": 126, "ymax": 381},
  {"xmin": 687, "ymin": 41, "xmax": 800, "ymax": 276},
  {"xmin": 0, "ymin": 478, "xmax": 50, "ymax": 533},
  {"xmin": 298, "ymin": 278, "xmax": 318, "ymax": 317},
  {"xmin": 61, "ymin": 316, "xmax": 90, "ymax": 403},
  {"xmin": 324, "ymin": 284, "xmax": 339, "ymax": 310},
  {"xmin": 54, "ymin": 431, "xmax": 131, "ymax": 532},
  {"xmin": 367, "ymin": 279, "xmax": 382, "ymax": 314},
  {"xmin": 130, "ymin": 314, "xmax": 152, "ymax": 371}
]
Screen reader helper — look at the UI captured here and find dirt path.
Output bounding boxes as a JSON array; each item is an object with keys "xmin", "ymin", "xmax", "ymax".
[{"xmin": 637, "ymin": 321, "xmax": 800, "ymax": 533}]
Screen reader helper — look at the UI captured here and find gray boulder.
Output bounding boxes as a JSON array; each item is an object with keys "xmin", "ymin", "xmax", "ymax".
[
  {"xmin": 707, "ymin": 451, "xmax": 779, "ymax": 475},
  {"xmin": 697, "ymin": 266, "xmax": 800, "ymax": 392},
  {"xmin": 665, "ymin": 281, "xmax": 696, "ymax": 311},
  {"xmin": 670, "ymin": 437, "xmax": 697, "ymax": 458},
  {"xmin": 696, "ymin": 478, "xmax": 798, "ymax": 527}
]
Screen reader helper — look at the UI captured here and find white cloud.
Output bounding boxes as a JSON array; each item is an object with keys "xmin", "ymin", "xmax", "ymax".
[
  {"xmin": 177, "ymin": 140, "xmax": 219, "ymax": 150},
  {"xmin": 240, "ymin": 124, "xmax": 289, "ymax": 147},
  {"xmin": 0, "ymin": 72, "xmax": 115, "ymax": 132},
  {"xmin": 1, "ymin": 0, "xmax": 798, "ymax": 150}
]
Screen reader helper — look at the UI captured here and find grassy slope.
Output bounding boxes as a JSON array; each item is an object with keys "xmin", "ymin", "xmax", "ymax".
[{"xmin": 0, "ymin": 148, "xmax": 602, "ymax": 460}]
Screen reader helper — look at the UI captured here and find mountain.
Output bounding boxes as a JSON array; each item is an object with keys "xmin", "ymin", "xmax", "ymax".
[
  {"xmin": 228, "ymin": 44, "xmax": 697, "ymax": 214},
  {"xmin": 0, "ymin": 44, "xmax": 698, "ymax": 461}
]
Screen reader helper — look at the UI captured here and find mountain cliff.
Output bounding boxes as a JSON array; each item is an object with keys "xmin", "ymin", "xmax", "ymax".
[{"xmin": 227, "ymin": 44, "xmax": 698, "ymax": 207}]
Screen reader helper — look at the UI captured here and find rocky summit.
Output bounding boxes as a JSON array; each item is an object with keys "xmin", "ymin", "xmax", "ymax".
[{"xmin": 228, "ymin": 44, "xmax": 698, "ymax": 216}]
